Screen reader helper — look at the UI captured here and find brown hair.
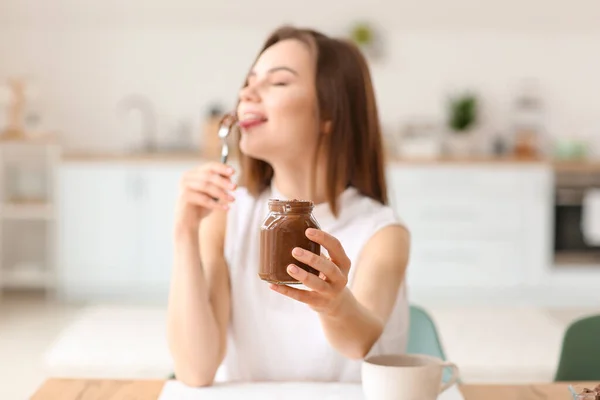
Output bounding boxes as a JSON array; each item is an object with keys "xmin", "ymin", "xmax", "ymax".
[{"xmin": 237, "ymin": 26, "xmax": 388, "ymax": 215}]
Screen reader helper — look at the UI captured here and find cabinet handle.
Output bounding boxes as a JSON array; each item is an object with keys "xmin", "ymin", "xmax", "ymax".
[
  {"xmin": 419, "ymin": 207, "xmax": 477, "ymax": 223},
  {"xmin": 136, "ymin": 175, "xmax": 145, "ymax": 199},
  {"xmin": 129, "ymin": 175, "xmax": 144, "ymax": 199},
  {"xmin": 418, "ymin": 249, "xmax": 479, "ymax": 264}
]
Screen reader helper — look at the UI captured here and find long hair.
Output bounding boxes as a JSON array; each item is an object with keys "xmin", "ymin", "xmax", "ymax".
[{"xmin": 237, "ymin": 26, "xmax": 388, "ymax": 216}]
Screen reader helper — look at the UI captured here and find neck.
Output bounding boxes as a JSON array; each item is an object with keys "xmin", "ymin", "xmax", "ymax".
[{"xmin": 271, "ymin": 158, "xmax": 328, "ymax": 205}]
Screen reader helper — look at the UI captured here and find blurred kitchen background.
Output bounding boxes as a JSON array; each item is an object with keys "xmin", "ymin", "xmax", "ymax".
[{"xmin": 2, "ymin": 0, "xmax": 600, "ymax": 398}]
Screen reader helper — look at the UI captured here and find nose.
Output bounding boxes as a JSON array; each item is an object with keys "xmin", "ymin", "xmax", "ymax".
[{"xmin": 239, "ymin": 83, "xmax": 260, "ymax": 103}]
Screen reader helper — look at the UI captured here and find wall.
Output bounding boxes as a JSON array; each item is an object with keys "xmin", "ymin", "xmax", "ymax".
[{"xmin": 1, "ymin": 0, "xmax": 600, "ymax": 152}]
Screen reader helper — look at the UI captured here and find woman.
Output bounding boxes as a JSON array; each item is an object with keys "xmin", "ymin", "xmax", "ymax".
[{"xmin": 167, "ymin": 26, "xmax": 410, "ymax": 387}]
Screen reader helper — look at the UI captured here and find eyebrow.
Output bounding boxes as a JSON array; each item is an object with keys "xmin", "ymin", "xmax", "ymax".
[{"xmin": 248, "ymin": 66, "xmax": 299, "ymax": 77}]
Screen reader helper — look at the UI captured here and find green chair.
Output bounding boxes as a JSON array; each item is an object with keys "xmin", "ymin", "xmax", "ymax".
[
  {"xmin": 408, "ymin": 305, "xmax": 447, "ymax": 360},
  {"xmin": 554, "ymin": 314, "xmax": 600, "ymax": 381},
  {"xmin": 408, "ymin": 304, "xmax": 458, "ymax": 383}
]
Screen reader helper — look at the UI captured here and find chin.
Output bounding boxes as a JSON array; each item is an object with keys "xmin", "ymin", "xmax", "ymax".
[
  {"xmin": 240, "ymin": 137, "xmax": 300, "ymax": 166},
  {"xmin": 239, "ymin": 132, "xmax": 309, "ymax": 165},
  {"xmin": 239, "ymin": 134, "xmax": 272, "ymax": 161}
]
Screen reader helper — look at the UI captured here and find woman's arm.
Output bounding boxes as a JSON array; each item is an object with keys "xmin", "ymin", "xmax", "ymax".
[
  {"xmin": 320, "ymin": 225, "xmax": 410, "ymax": 358},
  {"xmin": 270, "ymin": 225, "xmax": 410, "ymax": 359},
  {"xmin": 167, "ymin": 210, "xmax": 231, "ymax": 387}
]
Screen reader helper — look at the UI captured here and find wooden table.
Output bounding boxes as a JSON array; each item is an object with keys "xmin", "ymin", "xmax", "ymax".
[{"xmin": 32, "ymin": 378, "xmax": 590, "ymax": 400}]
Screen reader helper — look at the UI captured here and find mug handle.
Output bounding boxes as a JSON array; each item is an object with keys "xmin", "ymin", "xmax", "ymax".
[{"xmin": 439, "ymin": 362, "xmax": 460, "ymax": 393}]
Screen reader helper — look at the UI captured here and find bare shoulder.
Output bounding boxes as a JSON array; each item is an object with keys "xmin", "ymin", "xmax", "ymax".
[{"xmin": 359, "ymin": 224, "xmax": 411, "ymax": 268}]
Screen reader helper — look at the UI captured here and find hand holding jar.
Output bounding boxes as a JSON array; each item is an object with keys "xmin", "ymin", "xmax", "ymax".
[{"xmin": 260, "ymin": 199, "xmax": 352, "ymax": 315}]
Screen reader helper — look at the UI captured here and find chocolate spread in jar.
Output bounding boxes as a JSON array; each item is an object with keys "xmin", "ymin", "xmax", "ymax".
[{"xmin": 259, "ymin": 199, "xmax": 321, "ymax": 284}]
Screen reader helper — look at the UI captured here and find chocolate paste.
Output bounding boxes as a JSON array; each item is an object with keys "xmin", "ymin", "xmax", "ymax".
[{"xmin": 259, "ymin": 199, "xmax": 321, "ymax": 284}]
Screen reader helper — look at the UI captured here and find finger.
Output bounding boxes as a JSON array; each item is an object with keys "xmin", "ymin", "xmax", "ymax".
[
  {"xmin": 285, "ymin": 264, "xmax": 331, "ymax": 294},
  {"xmin": 185, "ymin": 170, "xmax": 236, "ymax": 192},
  {"xmin": 207, "ymin": 163, "xmax": 235, "ymax": 177},
  {"xmin": 207, "ymin": 171, "xmax": 237, "ymax": 191},
  {"xmin": 186, "ymin": 181, "xmax": 233, "ymax": 203},
  {"xmin": 306, "ymin": 229, "xmax": 351, "ymax": 274},
  {"xmin": 291, "ymin": 248, "xmax": 345, "ymax": 285},
  {"xmin": 184, "ymin": 178, "xmax": 234, "ymax": 203},
  {"xmin": 183, "ymin": 189, "xmax": 228, "ymax": 210},
  {"xmin": 269, "ymin": 283, "xmax": 322, "ymax": 306}
]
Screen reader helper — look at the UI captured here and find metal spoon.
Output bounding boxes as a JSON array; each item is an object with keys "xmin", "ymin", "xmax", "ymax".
[
  {"xmin": 211, "ymin": 113, "xmax": 237, "ymax": 203},
  {"xmin": 218, "ymin": 113, "xmax": 237, "ymax": 164}
]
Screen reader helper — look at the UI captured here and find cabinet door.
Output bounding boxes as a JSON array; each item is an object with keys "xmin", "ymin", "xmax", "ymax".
[
  {"xmin": 58, "ymin": 164, "xmax": 142, "ymax": 300},
  {"xmin": 406, "ymin": 239, "xmax": 522, "ymax": 287},
  {"xmin": 385, "ymin": 164, "xmax": 539, "ymax": 291},
  {"xmin": 138, "ymin": 164, "xmax": 195, "ymax": 300}
]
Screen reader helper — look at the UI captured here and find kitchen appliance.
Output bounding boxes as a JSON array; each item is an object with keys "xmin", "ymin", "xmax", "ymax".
[
  {"xmin": 554, "ymin": 169, "xmax": 600, "ymax": 266},
  {"xmin": 396, "ymin": 121, "xmax": 443, "ymax": 158},
  {"xmin": 1, "ymin": 78, "xmax": 27, "ymax": 140},
  {"xmin": 201, "ymin": 105, "xmax": 225, "ymax": 159},
  {"xmin": 116, "ymin": 94, "xmax": 157, "ymax": 153},
  {"xmin": 511, "ymin": 79, "xmax": 546, "ymax": 158}
]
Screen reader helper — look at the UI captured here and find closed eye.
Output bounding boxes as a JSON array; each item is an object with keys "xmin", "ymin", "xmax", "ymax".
[{"xmin": 273, "ymin": 82, "xmax": 288, "ymax": 86}]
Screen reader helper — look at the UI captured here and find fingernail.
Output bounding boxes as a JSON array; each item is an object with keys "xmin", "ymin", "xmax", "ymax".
[
  {"xmin": 288, "ymin": 265, "xmax": 299, "ymax": 274},
  {"xmin": 306, "ymin": 229, "xmax": 316, "ymax": 237},
  {"xmin": 292, "ymin": 248, "xmax": 304, "ymax": 256}
]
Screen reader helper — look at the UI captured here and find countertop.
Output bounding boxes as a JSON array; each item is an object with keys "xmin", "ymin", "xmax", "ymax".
[
  {"xmin": 390, "ymin": 156, "xmax": 600, "ymax": 172},
  {"xmin": 61, "ymin": 152, "xmax": 600, "ymax": 172},
  {"xmin": 62, "ymin": 151, "xmax": 205, "ymax": 163},
  {"xmin": 32, "ymin": 378, "xmax": 594, "ymax": 400},
  {"xmin": 62, "ymin": 152, "xmax": 544, "ymax": 164}
]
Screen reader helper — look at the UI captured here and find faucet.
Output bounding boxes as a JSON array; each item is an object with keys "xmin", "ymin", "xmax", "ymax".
[{"xmin": 116, "ymin": 94, "xmax": 158, "ymax": 152}]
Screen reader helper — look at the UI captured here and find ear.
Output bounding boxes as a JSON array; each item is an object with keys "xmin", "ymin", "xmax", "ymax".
[{"xmin": 321, "ymin": 120, "xmax": 332, "ymax": 135}]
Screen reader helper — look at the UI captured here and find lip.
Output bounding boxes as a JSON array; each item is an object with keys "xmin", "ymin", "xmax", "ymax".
[
  {"xmin": 238, "ymin": 110, "xmax": 268, "ymax": 130},
  {"xmin": 238, "ymin": 118, "xmax": 267, "ymax": 130}
]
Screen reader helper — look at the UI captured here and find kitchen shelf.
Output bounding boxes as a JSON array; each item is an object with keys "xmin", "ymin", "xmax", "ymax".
[
  {"xmin": 1, "ymin": 203, "xmax": 55, "ymax": 220},
  {"xmin": 554, "ymin": 251, "xmax": 600, "ymax": 266},
  {"xmin": 2, "ymin": 267, "xmax": 54, "ymax": 289},
  {"xmin": 0, "ymin": 143, "xmax": 60, "ymax": 292}
]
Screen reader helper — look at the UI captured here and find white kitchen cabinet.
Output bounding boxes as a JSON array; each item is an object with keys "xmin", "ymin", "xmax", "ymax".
[
  {"xmin": 407, "ymin": 239, "xmax": 522, "ymax": 287},
  {"xmin": 58, "ymin": 162, "xmax": 195, "ymax": 302},
  {"xmin": 386, "ymin": 163, "xmax": 553, "ymax": 293},
  {"xmin": 138, "ymin": 166, "xmax": 187, "ymax": 295},
  {"xmin": 58, "ymin": 160, "xmax": 553, "ymax": 304},
  {"xmin": 58, "ymin": 164, "xmax": 142, "ymax": 300}
]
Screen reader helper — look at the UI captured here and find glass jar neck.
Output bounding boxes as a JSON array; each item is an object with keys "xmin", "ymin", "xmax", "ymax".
[{"xmin": 268, "ymin": 199, "xmax": 314, "ymax": 214}]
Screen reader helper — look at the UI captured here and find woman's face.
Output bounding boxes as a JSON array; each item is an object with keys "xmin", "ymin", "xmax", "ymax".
[{"xmin": 237, "ymin": 39, "xmax": 321, "ymax": 165}]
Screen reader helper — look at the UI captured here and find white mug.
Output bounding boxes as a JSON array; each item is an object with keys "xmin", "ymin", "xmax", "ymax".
[{"xmin": 361, "ymin": 354, "xmax": 460, "ymax": 400}]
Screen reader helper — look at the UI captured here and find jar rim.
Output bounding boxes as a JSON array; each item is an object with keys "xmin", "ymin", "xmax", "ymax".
[
  {"xmin": 268, "ymin": 198, "xmax": 314, "ymax": 213},
  {"xmin": 268, "ymin": 199, "xmax": 314, "ymax": 207}
]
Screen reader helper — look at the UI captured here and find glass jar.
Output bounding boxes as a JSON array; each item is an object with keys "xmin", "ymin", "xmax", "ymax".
[
  {"xmin": 259, "ymin": 199, "xmax": 321, "ymax": 284},
  {"xmin": 571, "ymin": 385, "xmax": 600, "ymax": 400}
]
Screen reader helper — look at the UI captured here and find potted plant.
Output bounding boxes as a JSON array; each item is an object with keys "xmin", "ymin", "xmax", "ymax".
[
  {"xmin": 349, "ymin": 22, "xmax": 383, "ymax": 60},
  {"xmin": 445, "ymin": 92, "xmax": 479, "ymax": 156}
]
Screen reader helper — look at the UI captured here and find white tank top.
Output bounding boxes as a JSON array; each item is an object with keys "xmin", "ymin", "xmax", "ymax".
[{"xmin": 221, "ymin": 184, "xmax": 409, "ymax": 382}]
